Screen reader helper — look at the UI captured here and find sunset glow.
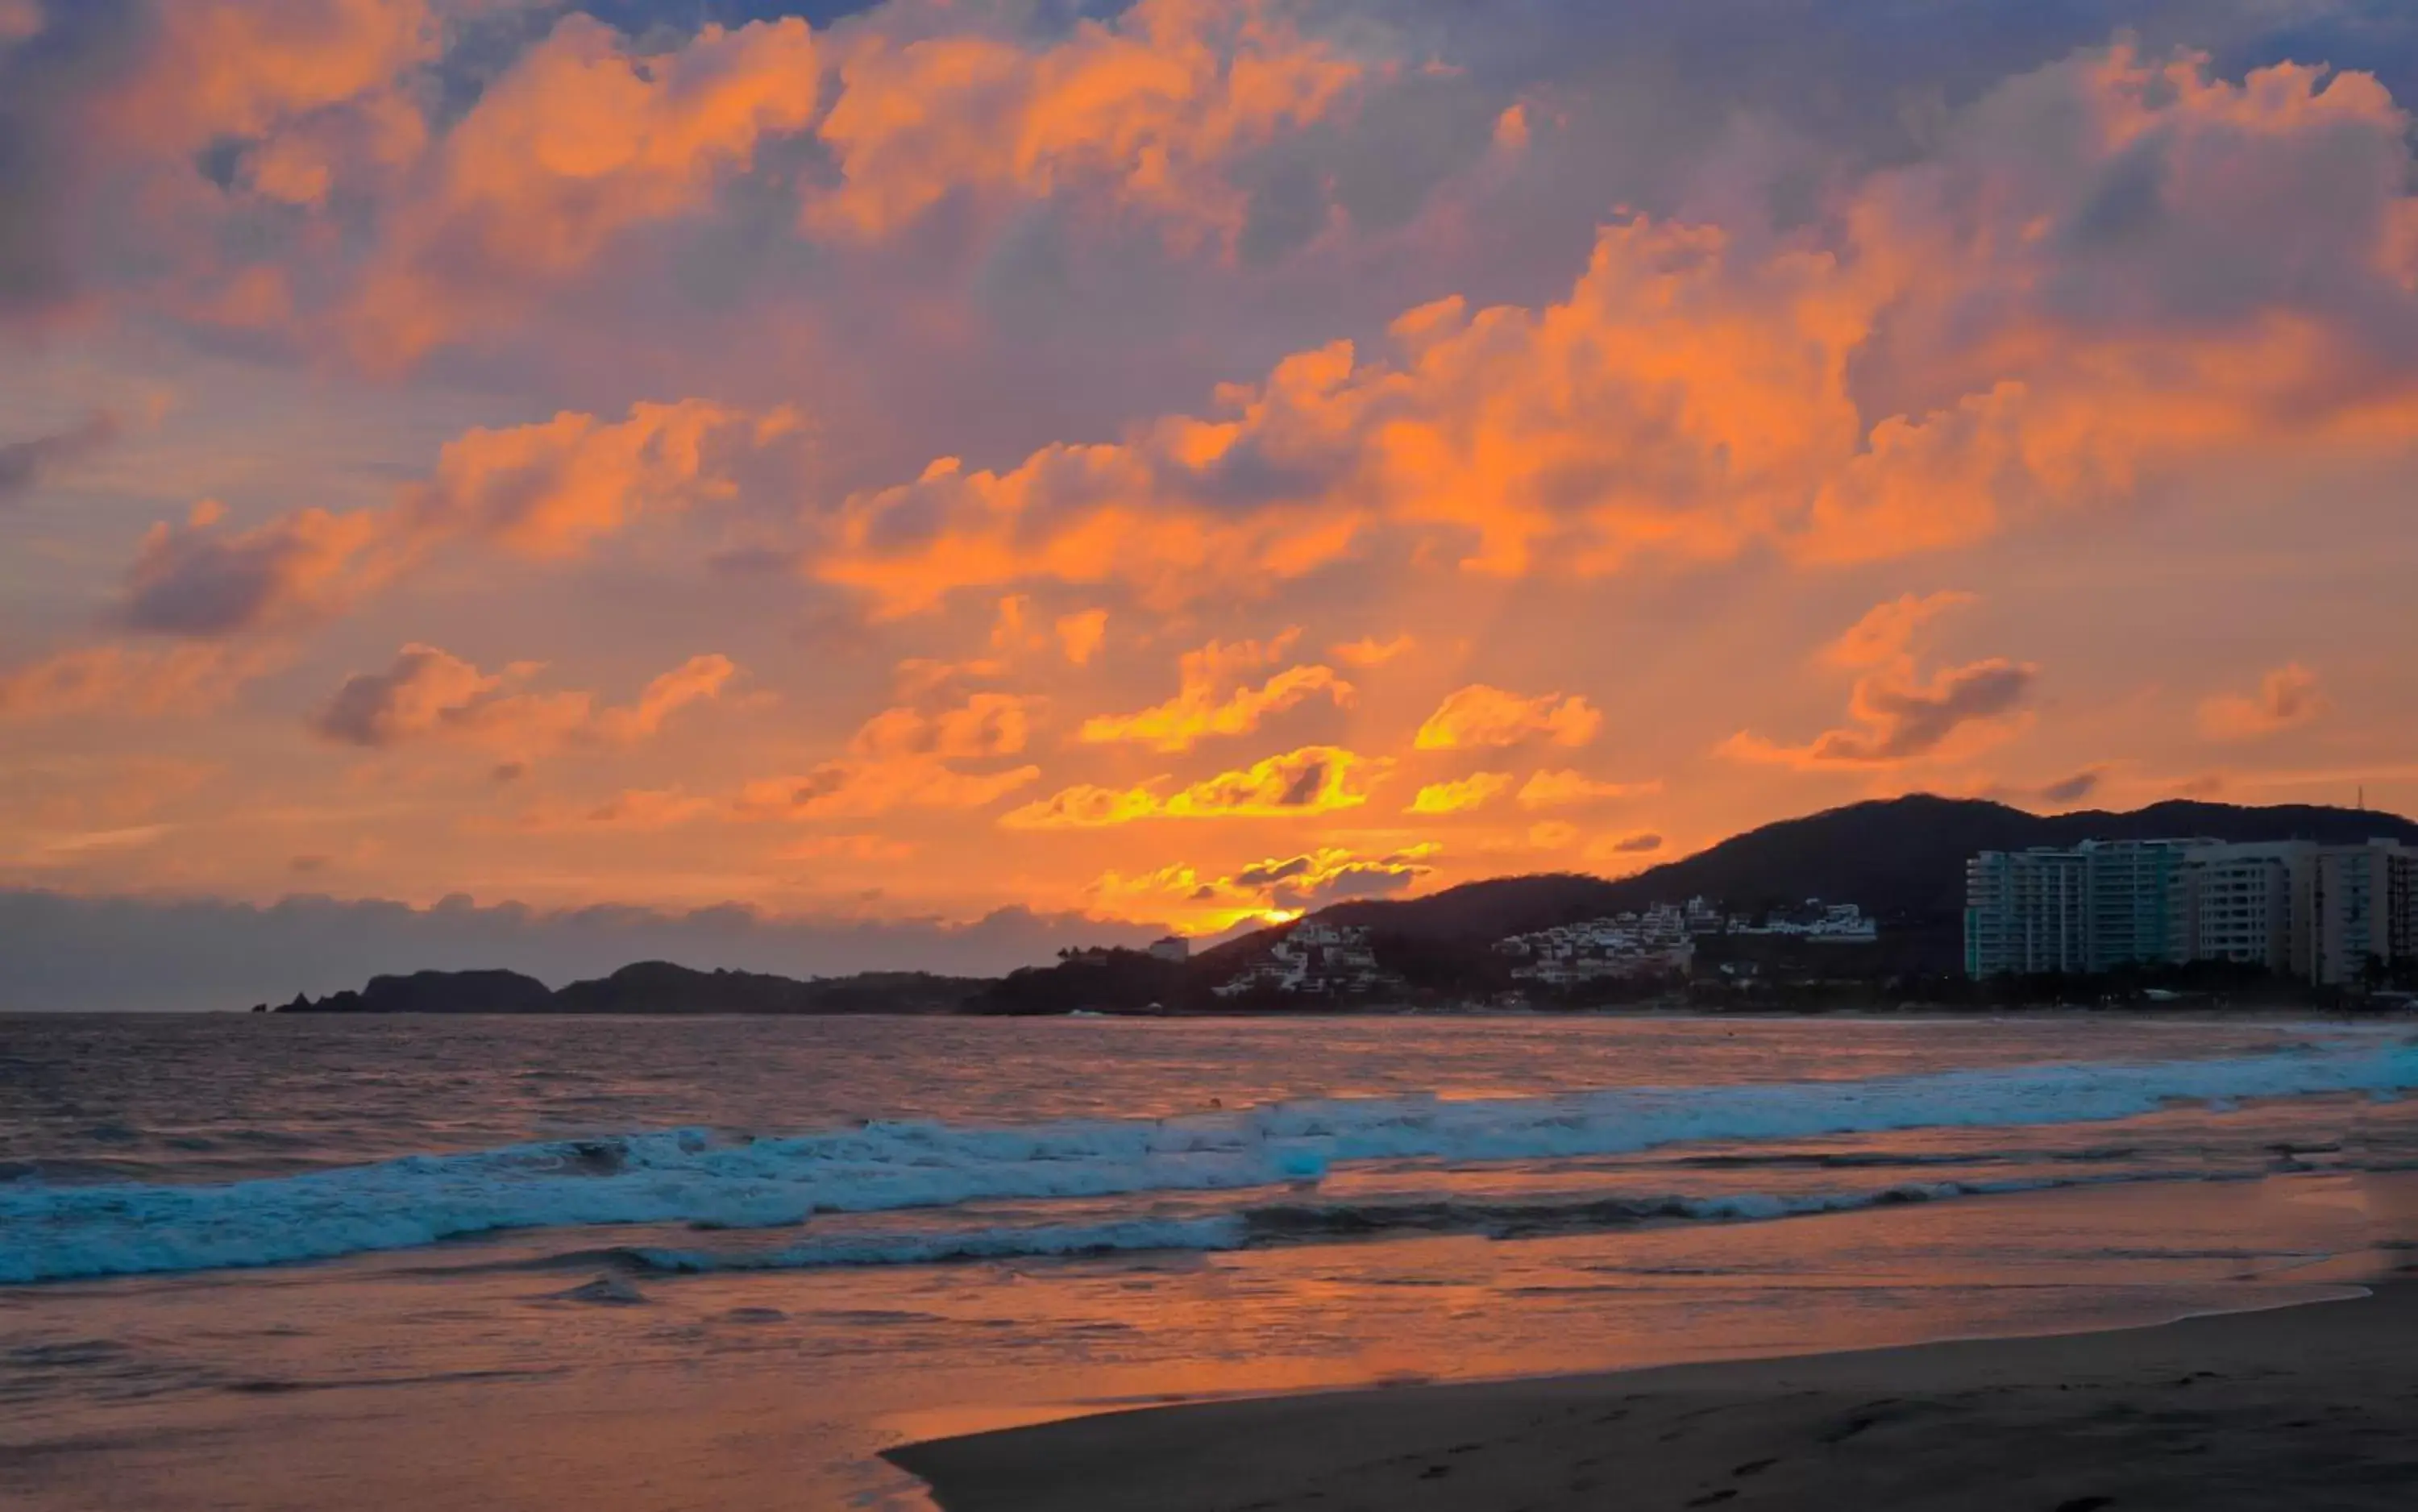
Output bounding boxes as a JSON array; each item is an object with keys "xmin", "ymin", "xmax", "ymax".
[{"xmin": 6, "ymin": 0, "xmax": 2416, "ymax": 952}]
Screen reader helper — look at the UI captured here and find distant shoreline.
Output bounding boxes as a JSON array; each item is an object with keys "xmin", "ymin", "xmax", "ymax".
[{"xmin": 189, "ymin": 999, "xmax": 2418, "ymax": 1020}]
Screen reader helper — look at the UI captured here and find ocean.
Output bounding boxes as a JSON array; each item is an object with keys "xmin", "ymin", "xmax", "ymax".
[{"xmin": 6, "ymin": 1012, "xmax": 2418, "ymax": 1509}]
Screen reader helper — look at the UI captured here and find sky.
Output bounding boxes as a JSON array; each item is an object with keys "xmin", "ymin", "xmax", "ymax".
[{"xmin": 5, "ymin": 0, "xmax": 2418, "ymax": 1003}]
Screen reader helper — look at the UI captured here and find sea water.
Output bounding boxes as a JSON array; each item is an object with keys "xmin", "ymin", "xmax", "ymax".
[{"xmin": 5, "ymin": 1012, "xmax": 2418, "ymax": 1509}]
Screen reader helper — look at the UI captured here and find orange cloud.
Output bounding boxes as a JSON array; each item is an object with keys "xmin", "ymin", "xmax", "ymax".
[
  {"xmin": 810, "ymin": 50, "xmax": 2418, "ymax": 614},
  {"xmin": 1415, "ymin": 685, "xmax": 1601, "ymax": 750},
  {"xmin": 1001, "ymin": 745, "xmax": 1387, "ymax": 829},
  {"xmin": 776, "ymin": 833, "xmax": 916, "ymax": 863},
  {"xmin": 118, "ymin": 400, "xmax": 778, "ymax": 637},
  {"xmin": 1726, "ymin": 591, "xmax": 2034, "ymax": 769},
  {"xmin": 1723, "ymin": 658, "xmax": 2038, "ymax": 768},
  {"xmin": 345, "ymin": 14, "xmax": 821, "ymax": 365},
  {"xmin": 499, "ymin": 788, "xmax": 722, "ymax": 835},
  {"xmin": 0, "ymin": 642, "xmax": 274, "ymax": 721},
  {"xmin": 2198, "ymin": 664, "xmax": 2328, "ymax": 741},
  {"xmin": 1332, "ymin": 633, "xmax": 1416, "ymax": 668},
  {"xmin": 733, "ymin": 696, "xmax": 1042, "ymax": 821},
  {"xmin": 1515, "ymin": 770, "xmax": 1660, "ymax": 809},
  {"xmin": 105, "ymin": 0, "xmax": 434, "ymax": 150},
  {"xmin": 1824, "ymin": 591, "xmax": 1976, "ymax": 669},
  {"xmin": 736, "ymin": 761, "xmax": 1040, "ymax": 823},
  {"xmin": 1089, "ymin": 841, "xmax": 1439, "ymax": 928},
  {"xmin": 850, "ymin": 694, "xmax": 1036, "ymax": 761},
  {"xmin": 1077, "ymin": 632, "xmax": 1352, "ymax": 752},
  {"xmin": 807, "ymin": 0, "xmax": 1364, "ymax": 247},
  {"xmin": 1408, "ymin": 772, "xmax": 1513, "ymax": 815},
  {"xmin": 310, "ymin": 646, "xmax": 737, "ymax": 758},
  {"xmin": 1056, "ymin": 610, "xmax": 1109, "ymax": 666},
  {"xmin": 590, "ymin": 656, "xmax": 745, "ymax": 744}
]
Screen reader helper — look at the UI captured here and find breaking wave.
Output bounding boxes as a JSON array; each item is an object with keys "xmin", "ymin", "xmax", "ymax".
[
  {"xmin": 613, "ymin": 1176, "xmax": 2130, "ymax": 1274},
  {"xmin": 4, "ymin": 1039, "xmax": 2412, "ymax": 1284}
]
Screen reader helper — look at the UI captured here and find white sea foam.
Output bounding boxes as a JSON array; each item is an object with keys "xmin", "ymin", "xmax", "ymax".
[
  {"xmin": 3, "ymin": 1040, "xmax": 2412, "ymax": 1283},
  {"xmin": 617, "ymin": 1177, "xmax": 2123, "ymax": 1273},
  {"xmin": 626, "ymin": 1216, "xmax": 1253, "ymax": 1273}
]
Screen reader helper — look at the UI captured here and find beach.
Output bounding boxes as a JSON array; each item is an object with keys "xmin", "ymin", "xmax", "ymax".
[
  {"xmin": 8, "ymin": 1014, "xmax": 2418, "ymax": 1510},
  {"xmin": 895, "ymin": 1279, "xmax": 2418, "ymax": 1511}
]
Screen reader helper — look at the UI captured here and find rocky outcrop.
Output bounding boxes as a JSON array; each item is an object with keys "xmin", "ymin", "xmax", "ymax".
[
  {"xmin": 268, "ymin": 969, "xmax": 555, "ymax": 1014},
  {"xmin": 264, "ymin": 962, "xmax": 985, "ymax": 1014}
]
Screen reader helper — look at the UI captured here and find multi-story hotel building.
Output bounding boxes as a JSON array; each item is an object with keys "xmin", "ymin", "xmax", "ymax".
[
  {"xmin": 1965, "ymin": 839, "xmax": 2205, "ymax": 978},
  {"xmin": 1965, "ymin": 837, "xmax": 2418, "ymax": 987}
]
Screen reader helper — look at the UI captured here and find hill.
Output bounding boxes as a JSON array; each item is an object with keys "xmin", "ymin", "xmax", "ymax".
[
  {"xmin": 1205, "ymin": 795, "xmax": 2418, "ymax": 976},
  {"xmin": 267, "ymin": 962, "xmax": 986, "ymax": 1014}
]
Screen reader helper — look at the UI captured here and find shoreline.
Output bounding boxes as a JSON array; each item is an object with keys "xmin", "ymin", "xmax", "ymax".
[
  {"xmin": 890, "ymin": 1278, "xmax": 2418, "ymax": 1511},
  {"xmin": 13, "ymin": 1002, "xmax": 2415, "ymax": 1020}
]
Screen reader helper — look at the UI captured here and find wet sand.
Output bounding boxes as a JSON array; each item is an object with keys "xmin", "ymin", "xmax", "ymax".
[{"xmin": 891, "ymin": 1279, "xmax": 2418, "ymax": 1511}]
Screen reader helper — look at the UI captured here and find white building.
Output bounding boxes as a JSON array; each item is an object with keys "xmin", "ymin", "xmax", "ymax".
[
  {"xmin": 1966, "ymin": 836, "xmax": 2418, "ymax": 987},
  {"xmin": 1495, "ymin": 916, "xmax": 1695, "ymax": 985},
  {"xmin": 1211, "ymin": 922, "xmax": 1390, "ymax": 998},
  {"xmin": 2312, "ymin": 841, "xmax": 2418, "ymax": 987},
  {"xmin": 1965, "ymin": 839, "xmax": 2210, "ymax": 978},
  {"xmin": 2187, "ymin": 842, "xmax": 2308, "ymax": 976}
]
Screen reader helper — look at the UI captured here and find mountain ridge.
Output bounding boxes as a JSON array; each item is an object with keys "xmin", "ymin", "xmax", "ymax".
[{"xmin": 1200, "ymin": 794, "xmax": 2418, "ymax": 974}]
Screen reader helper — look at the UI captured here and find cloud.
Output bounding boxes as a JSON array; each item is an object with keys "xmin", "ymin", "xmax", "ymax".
[
  {"xmin": 804, "ymin": 0, "xmax": 1367, "ymax": 248},
  {"xmin": 733, "ymin": 695, "xmax": 1042, "ymax": 821},
  {"xmin": 0, "ymin": 642, "xmax": 273, "ymax": 721},
  {"xmin": 105, "ymin": 0, "xmax": 435, "ymax": 150},
  {"xmin": 22, "ymin": 0, "xmax": 1377, "ymax": 367},
  {"xmin": 118, "ymin": 400, "xmax": 781, "ymax": 637},
  {"xmin": 2034, "ymin": 768, "xmax": 2106, "ymax": 805},
  {"xmin": 345, "ymin": 13, "xmax": 821, "ymax": 366},
  {"xmin": 1415, "ymin": 684, "xmax": 1600, "ymax": 750},
  {"xmin": 736, "ymin": 758, "xmax": 1040, "ymax": 822},
  {"xmin": 1331, "ymin": 633, "xmax": 1415, "ymax": 667},
  {"xmin": 1056, "ymin": 609, "xmax": 1108, "ymax": 665},
  {"xmin": 775, "ymin": 833, "xmax": 915, "ymax": 864},
  {"xmin": 310, "ymin": 645, "xmax": 738, "ymax": 759},
  {"xmin": 1089, "ymin": 841, "xmax": 1439, "ymax": 927},
  {"xmin": 1407, "ymin": 771, "xmax": 1512, "ymax": 815},
  {"xmin": 1586, "ymin": 830, "xmax": 1664, "ymax": 861},
  {"xmin": 1724, "ymin": 658, "xmax": 2038, "ymax": 768},
  {"xmin": 0, "ymin": 410, "xmax": 118, "ymax": 505},
  {"xmin": 1726, "ymin": 589, "xmax": 2034, "ymax": 768},
  {"xmin": 118, "ymin": 499, "xmax": 385, "ymax": 638},
  {"xmin": 1001, "ymin": 744, "xmax": 1388, "ymax": 829},
  {"xmin": 1515, "ymin": 770, "xmax": 1659, "ymax": 809},
  {"xmin": 1076, "ymin": 630, "xmax": 1352, "ymax": 752},
  {"xmin": 1975, "ymin": 766, "xmax": 2111, "ymax": 808},
  {"xmin": 501, "ymin": 787, "xmax": 721, "ymax": 835},
  {"xmin": 2198, "ymin": 664, "xmax": 2328, "ymax": 741},
  {"xmin": 848, "ymin": 693, "xmax": 1036, "ymax": 761},
  {"xmin": 808, "ymin": 47, "xmax": 2418, "ymax": 613},
  {"xmin": 1824, "ymin": 591, "xmax": 1976, "ymax": 669}
]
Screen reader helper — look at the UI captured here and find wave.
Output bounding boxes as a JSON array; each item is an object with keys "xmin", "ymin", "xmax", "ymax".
[
  {"xmin": 614, "ymin": 1176, "xmax": 2115, "ymax": 1274},
  {"xmin": 3, "ymin": 1039, "xmax": 2412, "ymax": 1283}
]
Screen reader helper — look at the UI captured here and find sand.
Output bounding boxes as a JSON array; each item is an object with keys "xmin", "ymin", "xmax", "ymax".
[{"xmin": 890, "ymin": 1280, "xmax": 2418, "ymax": 1511}]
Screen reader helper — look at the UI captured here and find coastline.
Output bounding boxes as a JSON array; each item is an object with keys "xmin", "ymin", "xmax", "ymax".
[{"xmin": 890, "ymin": 1278, "xmax": 2418, "ymax": 1511}]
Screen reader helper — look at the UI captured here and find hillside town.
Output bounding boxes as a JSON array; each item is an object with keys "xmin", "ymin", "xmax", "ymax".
[{"xmin": 1209, "ymin": 897, "xmax": 1879, "ymax": 999}]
